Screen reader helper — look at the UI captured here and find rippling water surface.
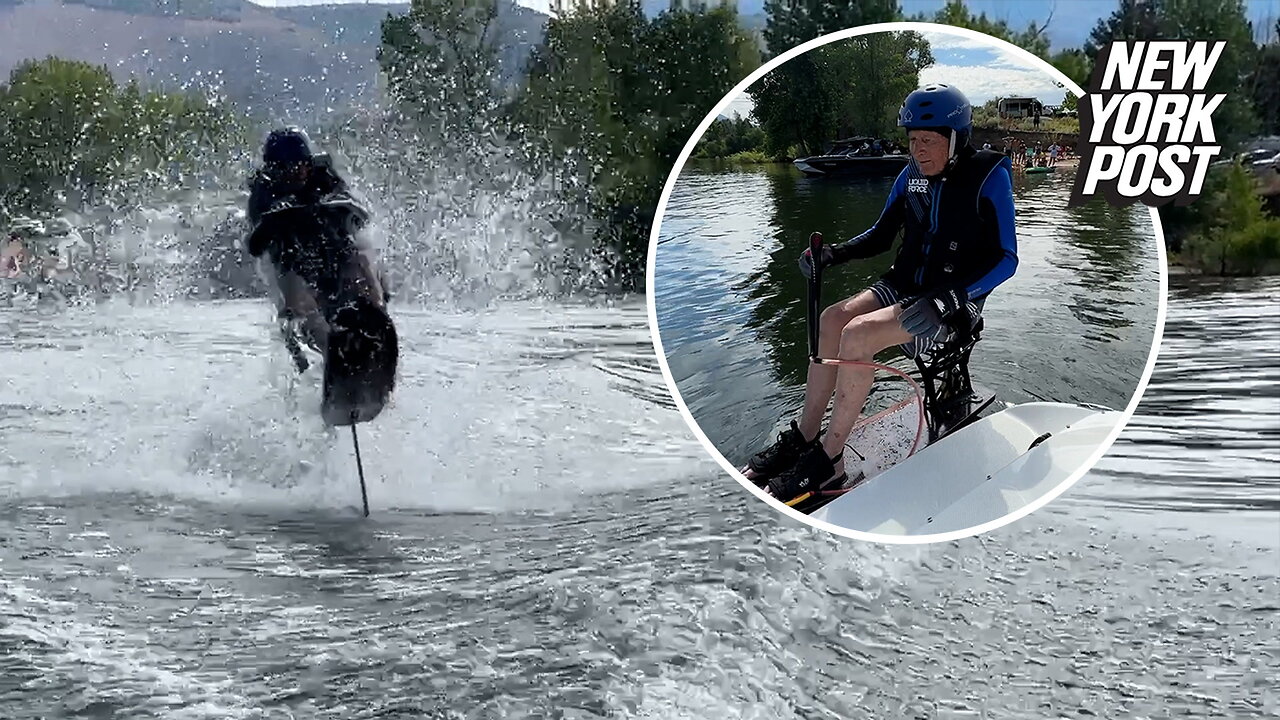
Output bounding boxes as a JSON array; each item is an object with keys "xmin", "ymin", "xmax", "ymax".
[{"xmin": 1, "ymin": 281, "xmax": 1276, "ymax": 718}]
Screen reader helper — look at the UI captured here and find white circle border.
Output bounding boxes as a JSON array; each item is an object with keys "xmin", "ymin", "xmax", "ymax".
[{"xmin": 644, "ymin": 21, "xmax": 1169, "ymax": 545}]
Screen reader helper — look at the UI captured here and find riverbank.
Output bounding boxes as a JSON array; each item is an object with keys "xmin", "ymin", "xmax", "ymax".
[
  {"xmin": 1168, "ymin": 257, "xmax": 1280, "ymax": 277},
  {"xmin": 692, "ymin": 151, "xmax": 1084, "ymax": 169}
]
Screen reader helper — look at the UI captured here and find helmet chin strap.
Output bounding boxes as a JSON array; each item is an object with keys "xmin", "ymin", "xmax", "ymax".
[{"xmin": 938, "ymin": 130, "xmax": 959, "ymax": 175}]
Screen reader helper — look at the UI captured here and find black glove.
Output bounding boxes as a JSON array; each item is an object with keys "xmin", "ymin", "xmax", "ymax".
[
  {"xmin": 931, "ymin": 287, "xmax": 968, "ymax": 318},
  {"xmin": 247, "ymin": 196, "xmax": 303, "ymax": 256},
  {"xmin": 266, "ymin": 196, "xmax": 300, "ymax": 215},
  {"xmin": 245, "ymin": 221, "xmax": 272, "ymax": 257},
  {"xmin": 900, "ymin": 287, "xmax": 967, "ymax": 338},
  {"xmin": 798, "ymin": 246, "xmax": 834, "ymax": 280},
  {"xmin": 320, "ymin": 193, "xmax": 371, "ymax": 230}
]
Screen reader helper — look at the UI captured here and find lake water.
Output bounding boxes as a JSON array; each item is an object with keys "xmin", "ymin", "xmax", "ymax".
[{"xmin": 1, "ymin": 277, "xmax": 1275, "ymax": 718}]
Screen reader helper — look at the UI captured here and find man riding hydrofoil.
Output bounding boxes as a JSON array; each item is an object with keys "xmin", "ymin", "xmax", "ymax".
[
  {"xmin": 745, "ymin": 84, "xmax": 1019, "ymax": 504},
  {"xmin": 245, "ymin": 126, "xmax": 398, "ymax": 426}
]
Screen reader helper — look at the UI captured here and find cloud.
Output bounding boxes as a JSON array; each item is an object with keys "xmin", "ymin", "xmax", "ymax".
[
  {"xmin": 921, "ymin": 29, "xmax": 1062, "ymax": 76},
  {"xmin": 514, "ymin": 0, "xmax": 554, "ymax": 15},
  {"xmin": 921, "ymin": 30, "xmax": 1008, "ymax": 52},
  {"xmin": 920, "ymin": 62, "xmax": 1067, "ymax": 105},
  {"xmin": 723, "ymin": 93, "xmax": 755, "ymax": 119},
  {"xmin": 983, "ymin": 49, "xmax": 1052, "ymax": 72},
  {"xmin": 916, "ymin": 31, "xmax": 1069, "ymax": 103}
]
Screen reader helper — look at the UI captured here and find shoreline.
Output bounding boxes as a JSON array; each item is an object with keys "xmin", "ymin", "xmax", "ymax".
[
  {"xmin": 681, "ymin": 158, "xmax": 1280, "ymax": 279},
  {"xmin": 1167, "ymin": 261, "xmax": 1280, "ymax": 278}
]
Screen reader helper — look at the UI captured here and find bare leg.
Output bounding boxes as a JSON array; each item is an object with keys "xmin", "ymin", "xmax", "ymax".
[
  {"xmin": 278, "ymin": 271, "xmax": 329, "ymax": 355},
  {"xmin": 820, "ymin": 304, "xmax": 915, "ymax": 476},
  {"xmin": 797, "ymin": 289, "xmax": 885, "ymax": 441},
  {"xmin": 343, "ymin": 250, "xmax": 388, "ymax": 310}
]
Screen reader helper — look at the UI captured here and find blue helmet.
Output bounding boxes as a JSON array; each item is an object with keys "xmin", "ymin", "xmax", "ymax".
[{"xmin": 898, "ymin": 84, "xmax": 972, "ymax": 156}]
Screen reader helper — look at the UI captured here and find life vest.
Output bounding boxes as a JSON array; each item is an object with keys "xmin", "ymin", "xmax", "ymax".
[{"xmin": 884, "ymin": 148, "xmax": 1012, "ymax": 299}]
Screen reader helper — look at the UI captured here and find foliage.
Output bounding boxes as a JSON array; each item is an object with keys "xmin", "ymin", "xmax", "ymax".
[
  {"xmin": 1179, "ymin": 160, "xmax": 1280, "ymax": 274},
  {"xmin": 1084, "ymin": 0, "xmax": 1258, "ymax": 150},
  {"xmin": 762, "ymin": 0, "xmax": 899, "ymax": 57},
  {"xmin": 0, "ymin": 56, "xmax": 244, "ymax": 221},
  {"xmin": 1082, "ymin": 0, "xmax": 1268, "ymax": 262},
  {"xmin": 377, "ymin": 0, "xmax": 505, "ymax": 156},
  {"xmin": 747, "ymin": 52, "xmax": 836, "ymax": 159},
  {"xmin": 508, "ymin": 1, "xmax": 760, "ymax": 287},
  {"xmin": 1249, "ymin": 20, "xmax": 1280, "ymax": 136},
  {"xmin": 747, "ymin": 31, "xmax": 932, "ymax": 158},
  {"xmin": 694, "ymin": 116, "xmax": 768, "ymax": 159},
  {"xmin": 824, "ymin": 32, "xmax": 934, "ymax": 139},
  {"xmin": 1050, "ymin": 48, "xmax": 1091, "ymax": 89}
]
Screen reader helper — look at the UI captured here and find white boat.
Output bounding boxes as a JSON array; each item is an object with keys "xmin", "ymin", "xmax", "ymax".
[{"xmin": 810, "ymin": 401, "xmax": 1122, "ymax": 536}]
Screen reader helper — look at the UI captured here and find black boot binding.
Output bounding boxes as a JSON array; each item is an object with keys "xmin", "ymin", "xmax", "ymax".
[
  {"xmin": 767, "ymin": 445, "xmax": 847, "ymax": 509},
  {"xmin": 746, "ymin": 420, "xmax": 820, "ymax": 485}
]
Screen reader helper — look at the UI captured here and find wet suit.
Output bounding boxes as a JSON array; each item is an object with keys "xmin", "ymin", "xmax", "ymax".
[
  {"xmin": 245, "ymin": 156, "xmax": 384, "ymax": 344},
  {"xmin": 245, "ymin": 158, "xmax": 397, "ymax": 426},
  {"xmin": 828, "ymin": 145, "xmax": 1018, "ymax": 356}
]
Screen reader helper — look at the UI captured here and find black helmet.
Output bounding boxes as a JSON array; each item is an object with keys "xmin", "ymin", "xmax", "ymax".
[{"xmin": 263, "ymin": 126, "xmax": 316, "ymax": 165}]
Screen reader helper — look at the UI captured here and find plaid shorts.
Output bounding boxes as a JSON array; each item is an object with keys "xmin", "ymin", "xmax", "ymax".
[{"xmin": 869, "ymin": 279, "xmax": 984, "ymax": 359}]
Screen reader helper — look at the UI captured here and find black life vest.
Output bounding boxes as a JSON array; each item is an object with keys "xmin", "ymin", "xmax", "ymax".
[{"xmin": 884, "ymin": 148, "xmax": 1011, "ymax": 299}]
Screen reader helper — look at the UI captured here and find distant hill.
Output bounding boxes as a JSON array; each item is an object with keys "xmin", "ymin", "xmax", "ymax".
[
  {"xmin": 0, "ymin": 0, "xmax": 549, "ymax": 122},
  {"xmin": 269, "ymin": 1, "xmax": 547, "ymax": 87},
  {"xmin": 60, "ymin": 0, "xmax": 246, "ymax": 21}
]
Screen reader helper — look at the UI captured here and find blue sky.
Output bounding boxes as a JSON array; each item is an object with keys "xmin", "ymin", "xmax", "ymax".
[
  {"xmin": 918, "ymin": 30, "xmax": 1073, "ymax": 104},
  {"xmin": 744, "ymin": 0, "xmax": 1278, "ymax": 48}
]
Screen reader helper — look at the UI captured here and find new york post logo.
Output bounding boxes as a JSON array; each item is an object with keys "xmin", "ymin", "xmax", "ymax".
[{"xmin": 1068, "ymin": 40, "xmax": 1226, "ymax": 209}]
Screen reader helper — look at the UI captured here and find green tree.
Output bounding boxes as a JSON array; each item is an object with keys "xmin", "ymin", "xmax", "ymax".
[
  {"xmin": 513, "ymin": 1, "xmax": 760, "ymax": 286},
  {"xmin": 0, "ymin": 59, "xmax": 118, "ymax": 211},
  {"xmin": 694, "ymin": 116, "xmax": 767, "ymax": 159},
  {"xmin": 747, "ymin": 52, "xmax": 834, "ymax": 158},
  {"xmin": 1086, "ymin": 0, "xmax": 1264, "ymax": 258},
  {"xmin": 763, "ymin": 0, "xmax": 900, "ymax": 57},
  {"xmin": 1049, "ymin": 48, "xmax": 1091, "ymax": 89},
  {"xmin": 1085, "ymin": 0, "xmax": 1257, "ymax": 149},
  {"xmin": 1182, "ymin": 160, "xmax": 1280, "ymax": 274},
  {"xmin": 972, "ymin": 98, "xmax": 1000, "ymax": 127},
  {"xmin": 822, "ymin": 31, "xmax": 934, "ymax": 139},
  {"xmin": 1084, "ymin": 0, "xmax": 1165, "ymax": 61},
  {"xmin": 0, "ymin": 56, "xmax": 242, "ymax": 217},
  {"xmin": 748, "ymin": 31, "xmax": 932, "ymax": 158},
  {"xmin": 1249, "ymin": 20, "xmax": 1280, "ymax": 135},
  {"xmin": 378, "ymin": 0, "xmax": 504, "ymax": 154}
]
